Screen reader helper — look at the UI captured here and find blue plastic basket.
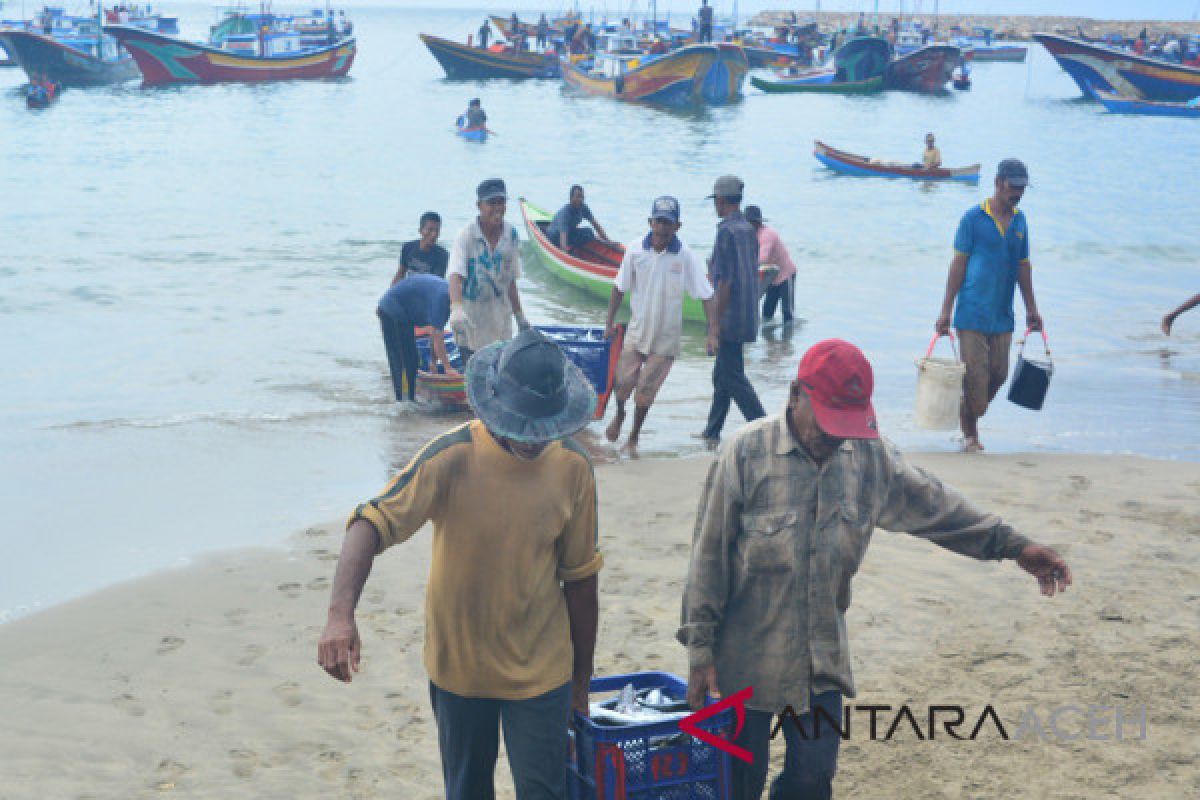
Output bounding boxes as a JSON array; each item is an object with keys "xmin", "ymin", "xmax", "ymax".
[
  {"xmin": 568, "ymin": 672, "xmax": 732, "ymax": 800},
  {"xmin": 535, "ymin": 325, "xmax": 614, "ymax": 399},
  {"xmin": 414, "ymin": 330, "xmax": 464, "ymax": 372}
]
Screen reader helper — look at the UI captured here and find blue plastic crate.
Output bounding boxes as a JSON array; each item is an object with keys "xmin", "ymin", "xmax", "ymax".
[
  {"xmin": 414, "ymin": 330, "xmax": 464, "ymax": 372},
  {"xmin": 569, "ymin": 672, "xmax": 732, "ymax": 800},
  {"xmin": 535, "ymin": 325, "xmax": 614, "ymax": 399}
]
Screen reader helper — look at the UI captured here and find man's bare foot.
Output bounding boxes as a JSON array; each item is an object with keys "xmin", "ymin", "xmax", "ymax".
[
  {"xmin": 605, "ymin": 408, "xmax": 625, "ymax": 443},
  {"xmin": 963, "ymin": 436, "xmax": 984, "ymax": 453},
  {"xmin": 620, "ymin": 438, "xmax": 639, "ymax": 459}
]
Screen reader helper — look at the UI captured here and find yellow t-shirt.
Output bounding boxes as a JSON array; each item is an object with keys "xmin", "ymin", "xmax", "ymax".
[
  {"xmin": 923, "ymin": 146, "xmax": 942, "ymax": 168},
  {"xmin": 349, "ymin": 420, "xmax": 603, "ymax": 699}
]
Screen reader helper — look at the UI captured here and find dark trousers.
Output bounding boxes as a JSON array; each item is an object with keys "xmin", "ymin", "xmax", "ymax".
[
  {"xmin": 700, "ymin": 23, "xmax": 713, "ymax": 42},
  {"xmin": 732, "ymin": 691, "xmax": 843, "ymax": 800},
  {"xmin": 378, "ymin": 307, "xmax": 418, "ymax": 402},
  {"xmin": 429, "ymin": 681, "xmax": 571, "ymax": 800},
  {"xmin": 762, "ymin": 276, "xmax": 795, "ymax": 322},
  {"xmin": 703, "ymin": 339, "xmax": 766, "ymax": 439}
]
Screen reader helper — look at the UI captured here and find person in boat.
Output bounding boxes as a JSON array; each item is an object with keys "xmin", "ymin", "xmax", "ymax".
[
  {"xmin": 604, "ymin": 196, "xmax": 716, "ymax": 457},
  {"xmin": 393, "ymin": 211, "xmax": 448, "ymax": 284},
  {"xmin": 923, "ymin": 132, "xmax": 942, "ymax": 169},
  {"xmin": 376, "ymin": 273, "xmax": 458, "ymax": 402},
  {"xmin": 697, "ymin": 0, "xmax": 713, "ymax": 43},
  {"xmin": 546, "ymin": 185, "xmax": 610, "ymax": 254},
  {"xmin": 509, "ymin": 12, "xmax": 520, "ymax": 41},
  {"xmin": 747, "ymin": 205, "xmax": 797, "ymax": 326},
  {"xmin": 463, "ymin": 97, "xmax": 486, "ymax": 130},
  {"xmin": 325, "ymin": 10, "xmax": 338, "ymax": 45},
  {"xmin": 1162, "ymin": 293, "xmax": 1200, "ymax": 335},
  {"xmin": 679, "ymin": 338, "xmax": 1072, "ymax": 800},
  {"xmin": 318, "ymin": 328, "xmax": 601, "ymax": 800},
  {"xmin": 447, "ymin": 178, "xmax": 530, "ymax": 365},
  {"xmin": 935, "ymin": 159, "xmax": 1044, "ymax": 454},
  {"xmin": 536, "ymin": 13, "xmax": 549, "ymax": 50},
  {"xmin": 477, "ymin": 19, "xmax": 491, "ymax": 49},
  {"xmin": 648, "ymin": 37, "xmax": 668, "ymax": 55},
  {"xmin": 699, "ymin": 175, "xmax": 767, "ymax": 447}
]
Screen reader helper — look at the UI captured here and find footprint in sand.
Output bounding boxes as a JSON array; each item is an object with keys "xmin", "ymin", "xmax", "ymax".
[
  {"xmin": 155, "ymin": 758, "xmax": 190, "ymax": 787},
  {"xmin": 307, "ymin": 576, "xmax": 330, "ymax": 591},
  {"xmin": 1068, "ymin": 475, "xmax": 1092, "ymax": 492},
  {"xmin": 364, "ymin": 588, "xmax": 386, "ymax": 605},
  {"xmin": 273, "ymin": 681, "xmax": 303, "ymax": 707},
  {"xmin": 310, "ymin": 548, "xmax": 340, "ymax": 562},
  {"xmin": 228, "ymin": 748, "xmax": 258, "ymax": 779},
  {"xmin": 277, "ymin": 582, "xmax": 303, "ymax": 598},
  {"xmin": 237, "ymin": 643, "xmax": 265, "ymax": 667},
  {"xmin": 156, "ymin": 635, "xmax": 185, "ymax": 655},
  {"xmin": 224, "ymin": 608, "xmax": 248, "ymax": 627},
  {"xmin": 305, "ymin": 527, "xmax": 329, "ymax": 537},
  {"xmin": 112, "ymin": 693, "xmax": 146, "ymax": 717},
  {"xmin": 210, "ymin": 689, "xmax": 234, "ymax": 715}
]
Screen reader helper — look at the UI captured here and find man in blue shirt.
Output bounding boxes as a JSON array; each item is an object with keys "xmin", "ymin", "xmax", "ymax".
[
  {"xmin": 700, "ymin": 174, "xmax": 766, "ymax": 445},
  {"xmin": 546, "ymin": 185, "xmax": 610, "ymax": 253},
  {"xmin": 936, "ymin": 159, "xmax": 1044, "ymax": 452},
  {"xmin": 378, "ymin": 273, "xmax": 458, "ymax": 402}
]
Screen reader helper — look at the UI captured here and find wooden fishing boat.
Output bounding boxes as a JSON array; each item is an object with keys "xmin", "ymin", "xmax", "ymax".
[
  {"xmin": 1033, "ymin": 32, "xmax": 1200, "ymax": 102},
  {"xmin": 1094, "ymin": 89, "xmax": 1200, "ymax": 117},
  {"xmin": 420, "ymin": 33, "xmax": 558, "ymax": 79},
  {"xmin": 884, "ymin": 44, "xmax": 960, "ymax": 92},
  {"xmin": 0, "ymin": 29, "xmax": 138, "ymax": 86},
  {"xmin": 751, "ymin": 73, "xmax": 883, "ymax": 93},
  {"xmin": 814, "ymin": 140, "xmax": 980, "ymax": 181},
  {"xmin": 561, "ymin": 42, "xmax": 747, "ymax": 106}
]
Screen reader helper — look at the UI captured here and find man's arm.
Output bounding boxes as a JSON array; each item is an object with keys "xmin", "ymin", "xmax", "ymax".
[
  {"xmin": 605, "ymin": 287, "xmax": 625, "ymax": 339},
  {"xmin": 702, "ymin": 296, "xmax": 718, "ymax": 356},
  {"xmin": 564, "ymin": 574, "xmax": 598, "ymax": 715},
  {"xmin": 560, "ymin": 230, "xmax": 570, "ymax": 251},
  {"xmin": 318, "ymin": 519, "xmax": 380, "ymax": 683},
  {"xmin": 936, "ymin": 251, "xmax": 968, "ymax": 334},
  {"xmin": 1162, "ymin": 292, "xmax": 1200, "ymax": 335},
  {"xmin": 1016, "ymin": 261, "xmax": 1043, "ymax": 332},
  {"xmin": 430, "ymin": 330, "xmax": 458, "ymax": 375},
  {"xmin": 507, "ymin": 280, "xmax": 530, "ymax": 330}
]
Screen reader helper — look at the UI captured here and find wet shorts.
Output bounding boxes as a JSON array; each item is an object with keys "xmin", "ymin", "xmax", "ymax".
[
  {"xmin": 957, "ymin": 329, "xmax": 1013, "ymax": 418},
  {"xmin": 614, "ymin": 346, "xmax": 674, "ymax": 407}
]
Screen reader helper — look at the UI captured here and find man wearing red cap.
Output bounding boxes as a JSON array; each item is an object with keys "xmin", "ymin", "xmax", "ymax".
[{"xmin": 678, "ymin": 339, "xmax": 1072, "ymax": 800}]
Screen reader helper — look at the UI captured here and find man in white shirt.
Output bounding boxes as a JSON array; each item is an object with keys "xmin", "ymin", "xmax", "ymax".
[
  {"xmin": 447, "ymin": 178, "xmax": 530, "ymax": 363},
  {"xmin": 604, "ymin": 196, "xmax": 717, "ymax": 456}
]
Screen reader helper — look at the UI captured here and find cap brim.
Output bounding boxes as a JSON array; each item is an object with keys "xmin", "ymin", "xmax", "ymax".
[
  {"xmin": 809, "ymin": 395, "xmax": 879, "ymax": 440},
  {"xmin": 651, "ymin": 215, "xmax": 679, "ymax": 222},
  {"xmin": 479, "ymin": 192, "xmax": 508, "ymax": 202}
]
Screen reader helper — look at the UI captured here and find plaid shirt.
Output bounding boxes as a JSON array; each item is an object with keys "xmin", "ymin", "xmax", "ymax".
[{"xmin": 677, "ymin": 415, "xmax": 1031, "ymax": 714}]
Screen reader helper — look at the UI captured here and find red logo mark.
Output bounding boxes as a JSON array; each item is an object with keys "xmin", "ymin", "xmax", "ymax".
[{"xmin": 678, "ymin": 686, "xmax": 754, "ymax": 764}]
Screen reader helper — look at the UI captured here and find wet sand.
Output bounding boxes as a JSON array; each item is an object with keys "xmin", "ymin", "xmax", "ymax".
[{"xmin": 1, "ymin": 451, "xmax": 1197, "ymax": 798}]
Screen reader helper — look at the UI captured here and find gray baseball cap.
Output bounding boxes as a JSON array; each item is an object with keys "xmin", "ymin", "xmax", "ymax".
[
  {"xmin": 996, "ymin": 159, "xmax": 1030, "ymax": 188},
  {"xmin": 706, "ymin": 174, "xmax": 744, "ymax": 199},
  {"xmin": 650, "ymin": 195, "xmax": 680, "ymax": 222},
  {"xmin": 476, "ymin": 178, "xmax": 508, "ymax": 202}
]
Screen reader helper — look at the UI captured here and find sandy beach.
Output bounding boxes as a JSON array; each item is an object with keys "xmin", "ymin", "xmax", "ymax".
[{"xmin": 1, "ymin": 450, "xmax": 1197, "ymax": 799}]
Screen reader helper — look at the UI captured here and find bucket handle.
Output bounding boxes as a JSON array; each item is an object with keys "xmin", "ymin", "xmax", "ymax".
[
  {"xmin": 924, "ymin": 332, "xmax": 960, "ymax": 362},
  {"xmin": 1017, "ymin": 328, "xmax": 1051, "ymax": 362}
]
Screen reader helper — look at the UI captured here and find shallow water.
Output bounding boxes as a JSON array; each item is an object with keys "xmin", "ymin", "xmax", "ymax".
[{"xmin": 2, "ymin": 5, "xmax": 1199, "ymax": 620}]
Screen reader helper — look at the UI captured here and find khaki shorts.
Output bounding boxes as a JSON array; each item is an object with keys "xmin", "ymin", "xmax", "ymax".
[
  {"xmin": 614, "ymin": 346, "xmax": 674, "ymax": 407},
  {"xmin": 958, "ymin": 329, "xmax": 1013, "ymax": 418}
]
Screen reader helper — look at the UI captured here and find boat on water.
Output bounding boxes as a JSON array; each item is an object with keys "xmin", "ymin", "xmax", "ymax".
[
  {"xmin": 1033, "ymin": 32, "xmax": 1200, "ymax": 102},
  {"xmin": 24, "ymin": 76, "xmax": 61, "ymax": 106},
  {"xmin": 1094, "ymin": 88, "xmax": 1200, "ymax": 118},
  {"xmin": 455, "ymin": 114, "xmax": 488, "ymax": 140},
  {"xmin": 953, "ymin": 28, "xmax": 1027, "ymax": 62},
  {"xmin": 103, "ymin": 14, "xmax": 355, "ymax": 86},
  {"xmin": 0, "ymin": 7, "xmax": 139, "ymax": 86},
  {"xmin": 561, "ymin": 41, "xmax": 747, "ymax": 106},
  {"xmin": 752, "ymin": 73, "xmax": 882, "ymax": 93},
  {"xmin": 814, "ymin": 140, "xmax": 980, "ymax": 182},
  {"xmin": 753, "ymin": 36, "xmax": 889, "ymax": 94},
  {"xmin": 419, "ymin": 32, "xmax": 558, "ymax": 79},
  {"xmin": 884, "ymin": 44, "xmax": 960, "ymax": 92}
]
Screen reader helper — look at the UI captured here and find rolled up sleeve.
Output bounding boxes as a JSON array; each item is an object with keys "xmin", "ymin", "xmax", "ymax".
[{"xmin": 558, "ymin": 458, "xmax": 604, "ymax": 583}]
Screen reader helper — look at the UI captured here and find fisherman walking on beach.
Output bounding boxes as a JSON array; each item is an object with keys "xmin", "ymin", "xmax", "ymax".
[
  {"xmin": 318, "ymin": 328, "xmax": 602, "ymax": 800},
  {"xmin": 447, "ymin": 178, "xmax": 530, "ymax": 364},
  {"xmin": 377, "ymin": 273, "xmax": 458, "ymax": 402},
  {"xmin": 392, "ymin": 211, "xmax": 448, "ymax": 283},
  {"xmin": 546, "ymin": 184, "xmax": 610, "ymax": 253},
  {"xmin": 700, "ymin": 174, "xmax": 766, "ymax": 446},
  {"xmin": 678, "ymin": 338, "xmax": 1072, "ymax": 800},
  {"xmin": 604, "ymin": 196, "xmax": 716, "ymax": 456},
  {"xmin": 747, "ymin": 205, "xmax": 797, "ymax": 326},
  {"xmin": 936, "ymin": 159, "xmax": 1044, "ymax": 453}
]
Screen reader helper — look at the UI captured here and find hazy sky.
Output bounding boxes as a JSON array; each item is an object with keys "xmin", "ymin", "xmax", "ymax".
[{"xmin": 381, "ymin": 2, "xmax": 1199, "ymax": 22}]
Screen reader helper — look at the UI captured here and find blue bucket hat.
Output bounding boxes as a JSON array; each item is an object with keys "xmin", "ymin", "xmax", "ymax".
[{"xmin": 466, "ymin": 328, "xmax": 597, "ymax": 443}]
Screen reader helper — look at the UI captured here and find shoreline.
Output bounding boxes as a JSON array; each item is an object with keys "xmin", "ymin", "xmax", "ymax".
[
  {"xmin": 2, "ymin": 450, "xmax": 1198, "ymax": 797},
  {"xmin": 749, "ymin": 10, "xmax": 1200, "ymax": 38}
]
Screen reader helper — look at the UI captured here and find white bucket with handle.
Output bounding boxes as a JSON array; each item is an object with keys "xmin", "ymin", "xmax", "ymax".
[{"xmin": 914, "ymin": 333, "xmax": 965, "ymax": 430}]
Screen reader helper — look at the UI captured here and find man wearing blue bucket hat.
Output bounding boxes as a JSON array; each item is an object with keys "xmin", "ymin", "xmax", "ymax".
[{"xmin": 318, "ymin": 328, "xmax": 602, "ymax": 799}]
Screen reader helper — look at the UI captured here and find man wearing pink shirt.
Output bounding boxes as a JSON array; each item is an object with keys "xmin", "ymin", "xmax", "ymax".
[{"xmin": 747, "ymin": 205, "xmax": 797, "ymax": 325}]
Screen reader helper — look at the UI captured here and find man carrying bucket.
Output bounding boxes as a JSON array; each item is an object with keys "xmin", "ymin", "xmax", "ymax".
[
  {"xmin": 935, "ymin": 159, "xmax": 1044, "ymax": 453},
  {"xmin": 679, "ymin": 339, "xmax": 1072, "ymax": 800},
  {"xmin": 318, "ymin": 328, "xmax": 602, "ymax": 800}
]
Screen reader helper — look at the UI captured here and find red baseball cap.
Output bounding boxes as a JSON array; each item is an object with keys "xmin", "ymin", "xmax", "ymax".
[{"xmin": 796, "ymin": 339, "xmax": 879, "ymax": 439}]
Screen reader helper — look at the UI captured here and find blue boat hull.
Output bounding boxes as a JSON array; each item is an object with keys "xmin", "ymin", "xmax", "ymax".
[
  {"xmin": 0, "ymin": 30, "xmax": 138, "ymax": 86},
  {"xmin": 1096, "ymin": 90, "xmax": 1200, "ymax": 117}
]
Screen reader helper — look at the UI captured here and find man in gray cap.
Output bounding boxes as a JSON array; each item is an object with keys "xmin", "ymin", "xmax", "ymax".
[
  {"xmin": 700, "ymin": 174, "xmax": 767, "ymax": 446},
  {"xmin": 936, "ymin": 158, "xmax": 1044, "ymax": 453},
  {"xmin": 318, "ymin": 328, "xmax": 601, "ymax": 800},
  {"xmin": 448, "ymin": 178, "xmax": 531, "ymax": 364}
]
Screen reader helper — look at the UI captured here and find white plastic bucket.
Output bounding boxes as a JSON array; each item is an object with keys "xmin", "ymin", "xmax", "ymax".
[{"xmin": 914, "ymin": 333, "xmax": 965, "ymax": 430}]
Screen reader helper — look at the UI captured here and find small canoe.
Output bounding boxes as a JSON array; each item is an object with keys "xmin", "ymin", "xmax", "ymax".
[
  {"xmin": 814, "ymin": 140, "xmax": 980, "ymax": 181},
  {"xmin": 455, "ymin": 115, "xmax": 488, "ymax": 141},
  {"xmin": 751, "ymin": 74, "xmax": 883, "ymax": 94},
  {"xmin": 1094, "ymin": 89, "xmax": 1200, "ymax": 118},
  {"xmin": 25, "ymin": 80, "xmax": 61, "ymax": 107}
]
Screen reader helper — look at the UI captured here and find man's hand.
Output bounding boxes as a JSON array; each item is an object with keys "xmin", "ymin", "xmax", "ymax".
[
  {"xmin": 1026, "ymin": 310, "xmax": 1044, "ymax": 333},
  {"xmin": 571, "ymin": 672, "xmax": 590, "ymax": 717},
  {"xmin": 706, "ymin": 330, "xmax": 718, "ymax": 357},
  {"xmin": 935, "ymin": 313, "xmax": 951, "ymax": 336},
  {"xmin": 1016, "ymin": 544, "xmax": 1072, "ymax": 597},
  {"xmin": 317, "ymin": 615, "xmax": 362, "ymax": 682},
  {"xmin": 686, "ymin": 664, "xmax": 720, "ymax": 711}
]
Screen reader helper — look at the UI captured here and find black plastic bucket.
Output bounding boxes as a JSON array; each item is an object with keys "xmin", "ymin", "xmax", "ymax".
[{"xmin": 1008, "ymin": 330, "xmax": 1053, "ymax": 411}]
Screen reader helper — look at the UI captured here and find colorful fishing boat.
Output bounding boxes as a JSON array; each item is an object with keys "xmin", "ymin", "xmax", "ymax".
[
  {"xmin": 1033, "ymin": 32, "xmax": 1200, "ymax": 102},
  {"xmin": 884, "ymin": 44, "xmax": 960, "ymax": 92},
  {"xmin": 455, "ymin": 114, "xmax": 488, "ymax": 141},
  {"xmin": 102, "ymin": 23, "xmax": 355, "ymax": 86},
  {"xmin": 419, "ymin": 32, "xmax": 558, "ymax": 79},
  {"xmin": 751, "ymin": 73, "xmax": 883, "ymax": 94},
  {"xmin": 953, "ymin": 28, "xmax": 1027, "ymax": 62},
  {"xmin": 1094, "ymin": 88, "xmax": 1200, "ymax": 118},
  {"xmin": 561, "ymin": 42, "xmax": 747, "ymax": 106},
  {"xmin": 0, "ymin": 16, "xmax": 139, "ymax": 86},
  {"xmin": 814, "ymin": 140, "xmax": 980, "ymax": 182}
]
